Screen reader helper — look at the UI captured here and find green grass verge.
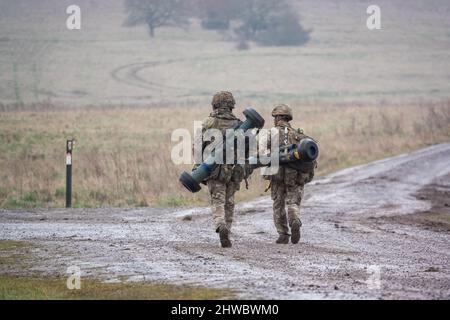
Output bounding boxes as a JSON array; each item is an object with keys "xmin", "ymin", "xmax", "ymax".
[
  {"xmin": 0, "ymin": 240, "xmax": 233, "ymax": 300},
  {"xmin": 0, "ymin": 240, "xmax": 28, "ymax": 251},
  {"xmin": 425, "ymin": 211, "xmax": 450, "ymax": 223},
  {"xmin": 0, "ymin": 275, "xmax": 234, "ymax": 300}
]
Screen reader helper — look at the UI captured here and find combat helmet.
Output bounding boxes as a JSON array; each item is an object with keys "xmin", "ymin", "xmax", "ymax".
[
  {"xmin": 211, "ymin": 91, "xmax": 235, "ymax": 109},
  {"xmin": 272, "ymin": 104, "xmax": 293, "ymax": 121}
]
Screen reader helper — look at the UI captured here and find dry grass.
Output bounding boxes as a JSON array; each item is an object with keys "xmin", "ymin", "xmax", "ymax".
[{"xmin": 1, "ymin": 101, "xmax": 449, "ymax": 208}]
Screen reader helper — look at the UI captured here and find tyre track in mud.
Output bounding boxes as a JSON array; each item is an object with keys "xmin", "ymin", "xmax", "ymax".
[
  {"xmin": 111, "ymin": 60, "xmax": 184, "ymax": 92},
  {"xmin": 109, "ymin": 53, "xmax": 316, "ymax": 99},
  {"xmin": 109, "ymin": 53, "xmax": 445, "ymax": 103},
  {"xmin": 1, "ymin": 143, "xmax": 449, "ymax": 299}
]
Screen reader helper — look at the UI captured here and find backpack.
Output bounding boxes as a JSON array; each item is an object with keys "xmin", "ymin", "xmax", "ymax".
[
  {"xmin": 280, "ymin": 126, "xmax": 317, "ymax": 174},
  {"xmin": 200, "ymin": 113, "xmax": 246, "ymax": 184}
]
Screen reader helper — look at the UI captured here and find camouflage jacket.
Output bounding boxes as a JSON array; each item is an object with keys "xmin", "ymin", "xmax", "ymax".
[
  {"xmin": 264, "ymin": 121, "xmax": 316, "ymax": 185},
  {"xmin": 194, "ymin": 108, "xmax": 245, "ymax": 184}
]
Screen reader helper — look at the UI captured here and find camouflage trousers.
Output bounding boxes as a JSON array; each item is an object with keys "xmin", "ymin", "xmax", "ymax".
[
  {"xmin": 270, "ymin": 181, "xmax": 304, "ymax": 235},
  {"xmin": 207, "ymin": 180, "xmax": 240, "ymax": 231}
]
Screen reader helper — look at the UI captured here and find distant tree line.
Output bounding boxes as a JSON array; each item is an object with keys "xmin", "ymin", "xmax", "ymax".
[{"xmin": 123, "ymin": 0, "xmax": 311, "ymax": 47}]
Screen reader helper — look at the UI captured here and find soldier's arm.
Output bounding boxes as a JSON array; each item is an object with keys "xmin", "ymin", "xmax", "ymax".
[
  {"xmin": 192, "ymin": 118, "xmax": 212, "ymax": 167},
  {"xmin": 257, "ymin": 127, "xmax": 272, "ymax": 157}
]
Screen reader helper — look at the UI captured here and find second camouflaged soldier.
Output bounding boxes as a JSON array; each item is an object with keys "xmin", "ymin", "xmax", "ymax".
[
  {"xmin": 265, "ymin": 104, "xmax": 316, "ymax": 244},
  {"xmin": 196, "ymin": 91, "xmax": 245, "ymax": 248}
]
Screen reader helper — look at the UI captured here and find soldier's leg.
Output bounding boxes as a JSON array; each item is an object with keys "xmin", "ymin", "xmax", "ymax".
[
  {"xmin": 207, "ymin": 180, "xmax": 227, "ymax": 231},
  {"xmin": 207, "ymin": 179, "xmax": 232, "ymax": 248},
  {"xmin": 224, "ymin": 181, "xmax": 239, "ymax": 231},
  {"xmin": 286, "ymin": 184, "xmax": 304, "ymax": 244},
  {"xmin": 271, "ymin": 181, "xmax": 289, "ymax": 236},
  {"xmin": 286, "ymin": 184, "xmax": 302, "ymax": 224}
]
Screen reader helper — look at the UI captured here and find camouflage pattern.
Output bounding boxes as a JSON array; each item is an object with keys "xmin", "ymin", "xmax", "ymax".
[
  {"xmin": 265, "ymin": 119, "xmax": 314, "ymax": 182},
  {"xmin": 211, "ymin": 91, "xmax": 235, "ymax": 109},
  {"xmin": 270, "ymin": 168, "xmax": 308, "ymax": 235},
  {"xmin": 266, "ymin": 109, "xmax": 315, "ymax": 238},
  {"xmin": 196, "ymin": 95, "xmax": 244, "ymax": 233},
  {"xmin": 271, "ymin": 104, "xmax": 293, "ymax": 120},
  {"xmin": 199, "ymin": 107, "xmax": 245, "ymax": 183},
  {"xmin": 207, "ymin": 179, "xmax": 240, "ymax": 231}
]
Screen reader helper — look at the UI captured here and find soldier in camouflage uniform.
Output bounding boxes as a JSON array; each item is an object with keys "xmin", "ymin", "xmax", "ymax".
[
  {"xmin": 265, "ymin": 104, "xmax": 315, "ymax": 244},
  {"xmin": 196, "ymin": 91, "xmax": 245, "ymax": 248}
]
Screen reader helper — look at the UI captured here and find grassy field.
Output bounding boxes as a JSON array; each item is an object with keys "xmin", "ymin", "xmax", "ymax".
[
  {"xmin": 0, "ymin": 0, "xmax": 449, "ymax": 106},
  {"xmin": 1, "ymin": 101, "xmax": 449, "ymax": 209},
  {"xmin": 0, "ymin": 0, "xmax": 449, "ymax": 208}
]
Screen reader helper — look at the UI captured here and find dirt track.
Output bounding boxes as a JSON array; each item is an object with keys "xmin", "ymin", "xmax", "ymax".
[{"xmin": 1, "ymin": 144, "xmax": 449, "ymax": 299}]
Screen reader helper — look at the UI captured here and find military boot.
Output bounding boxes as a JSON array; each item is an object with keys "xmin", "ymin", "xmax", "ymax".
[
  {"xmin": 291, "ymin": 220, "xmax": 302, "ymax": 244},
  {"xmin": 218, "ymin": 225, "xmax": 232, "ymax": 248},
  {"xmin": 276, "ymin": 234, "xmax": 290, "ymax": 244}
]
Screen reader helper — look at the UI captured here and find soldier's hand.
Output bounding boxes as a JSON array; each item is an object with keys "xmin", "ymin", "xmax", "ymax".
[{"xmin": 305, "ymin": 172, "xmax": 314, "ymax": 183}]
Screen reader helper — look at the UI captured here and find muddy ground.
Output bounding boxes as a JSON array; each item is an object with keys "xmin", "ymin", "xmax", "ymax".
[{"xmin": 1, "ymin": 143, "xmax": 449, "ymax": 299}]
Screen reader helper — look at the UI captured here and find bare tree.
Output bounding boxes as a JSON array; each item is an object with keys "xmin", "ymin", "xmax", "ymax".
[{"xmin": 123, "ymin": 0, "xmax": 188, "ymax": 37}]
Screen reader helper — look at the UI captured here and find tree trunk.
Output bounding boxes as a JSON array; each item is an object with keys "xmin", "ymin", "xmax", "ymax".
[{"xmin": 148, "ymin": 24, "xmax": 155, "ymax": 37}]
